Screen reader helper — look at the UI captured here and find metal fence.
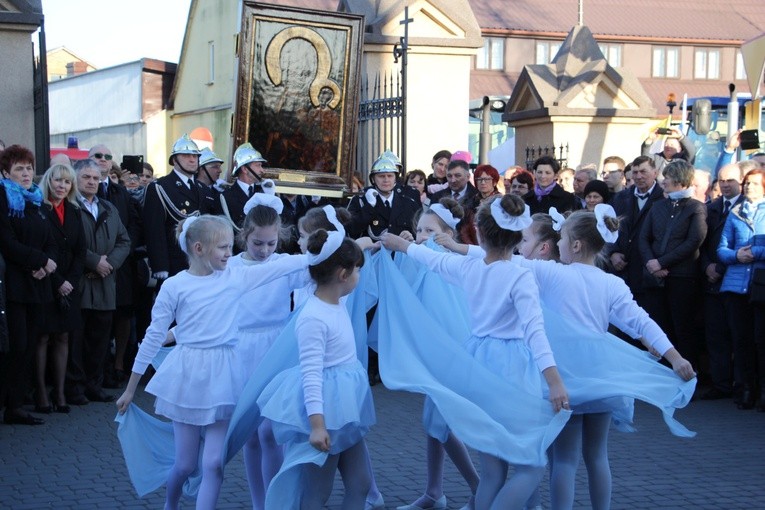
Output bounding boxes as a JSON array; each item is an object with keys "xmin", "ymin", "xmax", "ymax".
[
  {"xmin": 525, "ymin": 143, "xmax": 569, "ymax": 170},
  {"xmin": 356, "ymin": 72, "xmax": 404, "ymax": 181}
]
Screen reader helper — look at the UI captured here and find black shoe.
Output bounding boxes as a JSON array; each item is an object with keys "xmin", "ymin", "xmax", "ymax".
[
  {"xmin": 53, "ymin": 403, "xmax": 71, "ymax": 414},
  {"xmin": 737, "ymin": 386, "xmax": 755, "ymax": 410},
  {"xmin": 34, "ymin": 405, "xmax": 53, "ymax": 414},
  {"xmin": 102, "ymin": 376, "xmax": 121, "ymax": 389},
  {"xmin": 67, "ymin": 394, "xmax": 89, "ymax": 406},
  {"xmin": 700, "ymin": 388, "xmax": 732, "ymax": 400},
  {"xmin": 85, "ymin": 389, "xmax": 115, "ymax": 403},
  {"xmin": 4, "ymin": 411, "xmax": 45, "ymax": 425}
]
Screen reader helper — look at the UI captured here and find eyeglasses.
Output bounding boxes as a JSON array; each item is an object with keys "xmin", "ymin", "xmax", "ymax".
[
  {"xmin": 475, "ymin": 177, "xmax": 494, "ymax": 183},
  {"xmin": 92, "ymin": 153, "xmax": 113, "ymax": 161},
  {"xmin": 511, "ymin": 184, "xmax": 528, "ymax": 190}
]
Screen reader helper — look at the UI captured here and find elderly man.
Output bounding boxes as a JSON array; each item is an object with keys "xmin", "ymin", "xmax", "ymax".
[
  {"xmin": 601, "ymin": 156, "xmax": 627, "ymax": 194},
  {"xmin": 142, "ymin": 134, "xmax": 217, "ymax": 280},
  {"xmin": 641, "ymin": 126, "xmax": 696, "ymax": 173},
  {"xmin": 89, "ymin": 144, "xmax": 141, "ymax": 389},
  {"xmin": 221, "ymin": 143, "xmax": 266, "ymax": 230},
  {"xmin": 573, "ymin": 165, "xmax": 597, "ymax": 208},
  {"xmin": 692, "ymin": 169, "xmax": 712, "ymax": 203},
  {"xmin": 66, "ymin": 159, "xmax": 130, "ymax": 405},
  {"xmin": 606, "ymin": 156, "xmax": 664, "ymax": 308}
]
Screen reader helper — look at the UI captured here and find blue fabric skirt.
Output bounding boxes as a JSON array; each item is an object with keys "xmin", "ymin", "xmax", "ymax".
[
  {"xmin": 374, "ymin": 249, "xmax": 570, "ymax": 467},
  {"xmin": 540, "ymin": 305, "xmax": 695, "ymax": 436},
  {"xmin": 257, "ymin": 360, "xmax": 376, "ymax": 455},
  {"xmin": 147, "ymin": 343, "xmax": 246, "ymax": 426}
]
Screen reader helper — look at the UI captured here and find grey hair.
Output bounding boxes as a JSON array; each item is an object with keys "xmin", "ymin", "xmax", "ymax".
[
  {"xmin": 73, "ymin": 158, "xmax": 101, "ymax": 174},
  {"xmin": 662, "ymin": 160, "xmax": 695, "ymax": 188}
]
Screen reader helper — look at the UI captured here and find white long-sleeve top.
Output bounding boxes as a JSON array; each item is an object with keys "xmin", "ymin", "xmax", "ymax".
[
  {"xmin": 132, "ymin": 254, "xmax": 309, "ymax": 374},
  {"xmin": 513, "ymin": 257, "xmax": 674, "ymax": 356},
  {"xmin": 406, "ymin": 243, "xmax": 556, "ymax": 372},
  {"xmin": 296, "ymin": 295, "xmax": 357, "ymax": 416},
  {"xmin": 228, "ymin": 253, "xmax": 312, "ymax": 329}
]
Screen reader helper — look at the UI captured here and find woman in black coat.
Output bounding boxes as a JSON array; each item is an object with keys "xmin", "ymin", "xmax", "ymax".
[
  {"xmin": 523, "ymin": 156, "xmax": 580, "ymax": 215},
  {"xmin": 639, "ymin": 160, "xmax": 707, "ymax": 367},
  {"xmin": 35, "ymin": 163, "xmax": 86, "ymax": 413},
  {"xmin": 0, "ymin": 145, "xmax": 57, "ymax": 425}
]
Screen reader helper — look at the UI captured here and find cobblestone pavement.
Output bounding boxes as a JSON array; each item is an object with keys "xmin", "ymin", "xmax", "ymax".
[{"xmin": 1, "ymin": 381, "xmax": 763, "ymax": 509}]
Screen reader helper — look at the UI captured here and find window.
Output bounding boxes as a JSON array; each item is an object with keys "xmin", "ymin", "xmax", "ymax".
[
  {"xmin": 694, "ymin": 48, "xmax": 720, "ymax": 79},
  {"xmin": 207, "ymin": 41, "xmax": 215, "ymax": 85},
  {"xmin": 536, "ymin": 41, "xmax": 562, "ymax": 65},
  {"xmin": 598, "ymin": 43, "xmax": 622, "ymax": 66},
  {"xmin": 652, "ymin": 46, "xmax": 679, "ymax": 78},
  {"xmin": 735, "ymin": 50, "xmax": 746, "ymax": 80},
  {"xmin": 476, "ymin": 37, "xmax": 504, "ymax": 70}
]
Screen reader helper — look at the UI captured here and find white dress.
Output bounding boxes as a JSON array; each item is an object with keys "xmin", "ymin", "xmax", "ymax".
[{"xmin": 131, "ymin": 255, "xmax": 307, "ymax": 425}]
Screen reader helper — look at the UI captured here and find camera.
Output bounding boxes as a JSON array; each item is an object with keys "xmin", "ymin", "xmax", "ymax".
[
  {"xmin": 656, "ymin": 128, "xmax": 672, "ymax": 135},
  {"xmin": 739, "ymin": 129, "xmax": 761, "ymax": 151}
]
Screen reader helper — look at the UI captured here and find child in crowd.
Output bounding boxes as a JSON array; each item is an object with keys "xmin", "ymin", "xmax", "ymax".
[
  {"xmin": 397, "ymin": 198, "xmax": 480, "ymax": 510},
  {"xmin": 258, "ymin": 228, "xmax": 375, "ymax": 508},
  {"xmin": 229, "ymin": 184, "xmax": 312, "ymax": 510},
  {"xmin": 512, "ymin": 204, "xmax": 695, "ymax": 510},
  {"xmin": 382, "ymin": 194, "xmax": 570, "ymax": 510},
  {"xmin": 518, "ymin": 212, "xmax": 561, "ymax": 262},
  {"xmin": 116, "ymin": 215, "xmax": 309, "ymax": 510}
]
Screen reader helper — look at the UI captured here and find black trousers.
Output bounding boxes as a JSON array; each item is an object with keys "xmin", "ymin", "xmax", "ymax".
[
  {"xmin": 723, "ymin": 292, "xmax": 765, "ymax": 389},
  {"xmin": 1, "ymin": 302, "xmax": 41, "ymax": 410},
  {"xmin": 642, "ymin": 277, "xmax": 701, "ymax": 367},
  {"xmin": 704, "ymin": 292, "xmax": 733, "ymax": 392},
  {"xmin": 66, "ymin": 309, "xmax": 113, "ymax": 397}
]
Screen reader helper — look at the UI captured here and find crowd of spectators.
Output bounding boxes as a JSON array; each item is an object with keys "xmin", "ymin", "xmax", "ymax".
[{"xmin": 0, "ymin": 127, "xmax": 763, "ymax": 425}]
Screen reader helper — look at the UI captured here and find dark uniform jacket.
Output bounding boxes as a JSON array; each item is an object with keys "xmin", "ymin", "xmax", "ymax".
[
  {"xmin": 347, "ymin": 185, "xmax": 421, "ymax": 238},
  {"xmin": 142, "ymin": 172, "xmax": 217, "ymax": 276}
]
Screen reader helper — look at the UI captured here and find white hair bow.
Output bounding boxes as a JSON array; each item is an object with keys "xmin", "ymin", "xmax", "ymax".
[
  {"xmin": 307, "ymin": 205, "xmax": 346, "ymax": 266},
  {"xmin": 549, "ymin": 207, "xmax": 566, "ymax": 232},
  {"xmin": 490, "ymin": 199, "xmax": 532, "ymax": 231},
  {"xmin": 595, "ymin": 203, "xmax": 619, "ymax": 243},
  {"xmin": 243, "ymin": 179, "xmax": 283, "ymax": 215},
  {"xmin": 178, "ymin": 216, "xmax": 199, "ymax": 254},
  {"xmin": 429, "ymin": 203, "xmax": 460, "ymax": 229}
]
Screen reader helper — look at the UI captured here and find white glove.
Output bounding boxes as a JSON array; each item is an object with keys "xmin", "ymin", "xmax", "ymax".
[
  {"xmin": 152, "ymin": 271, "xmax": 169, "ymax": 280},
  {"xmin": 365, "ymin": 188, "xmax": 378, "ymax": 207},
  {"xmin": 427, "ymin": 183, "xmax": 449, "ymax": 195},
  {"xmin": 311, "ymin": 195, "xmax": 321, "ymax": 204}
]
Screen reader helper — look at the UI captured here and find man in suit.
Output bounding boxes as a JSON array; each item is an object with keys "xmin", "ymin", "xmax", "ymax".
[
  {"xmin": 607, "ymin": 155, "xmax": 664, "ymax": 309},
  {"xmin": 66, "ymin": 159, "xmax": 131, "ymax": 404},
  {"xmin": 347, "ymin": 157, "xmax": 420, "ymax": 239},
  {"xmin": 221, "ymin": 143, "xmax": 266, "ymax": 231},
  {"xmin": 431, "ymin": 159, "xmax": 481, "ymax": 213},
  {"xmin": 142, "ymin": 134, "xmax": 217, "ymax": 280},
  {"xmin": 90, "ymin": 144, "xmax": 142, "ymax": 388},
  {"xmin": 699, "ymin": 163, "xmax": 746, "ymax": 400}
]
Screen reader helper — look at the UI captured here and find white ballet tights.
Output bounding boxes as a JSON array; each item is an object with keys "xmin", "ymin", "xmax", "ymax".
[
  {"xmin": 302, "ymin": 440, "xmax": 371, "ymax": 510},
  {"xmin": 475, "ymin": 453, "xmax": 545, "ymax": 510},
  {"xmin": 244, "ymin": 419, "xmax": 284, "ymax": 510},
  {"xmin": 166, "ymin": 419, "xmax": 229, "ymax": 510},
  {"xmin": 550, "ymin": 412, "xmax": 612, "ymax": 510}
]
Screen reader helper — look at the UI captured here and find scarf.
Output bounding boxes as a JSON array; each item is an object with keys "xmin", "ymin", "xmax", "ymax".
[
  {"xmin": 666, "ymin": 187, "xmax": 694, "ymax": 201},
  {"xmin": 741, "ymin": 199, "xmax": 764, "ymax": 220},
  {"xmin": 2, "ymin": 178, "xmax": 43, "ymax": 217},
  {"xmin": 534, "ymin": 181, "xmax": 557, "ymax": 202}
]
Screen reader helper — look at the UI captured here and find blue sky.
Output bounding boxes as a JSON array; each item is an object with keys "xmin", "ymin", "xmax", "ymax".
[{"xmin": 41, "ymin": 0, "xmax": 192, "ymax": 68}]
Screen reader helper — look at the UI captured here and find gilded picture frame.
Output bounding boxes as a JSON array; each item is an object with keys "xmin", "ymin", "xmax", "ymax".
[{"xmin": 234, "ymin": 2, "xmax": 364, "ymax": 197}]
